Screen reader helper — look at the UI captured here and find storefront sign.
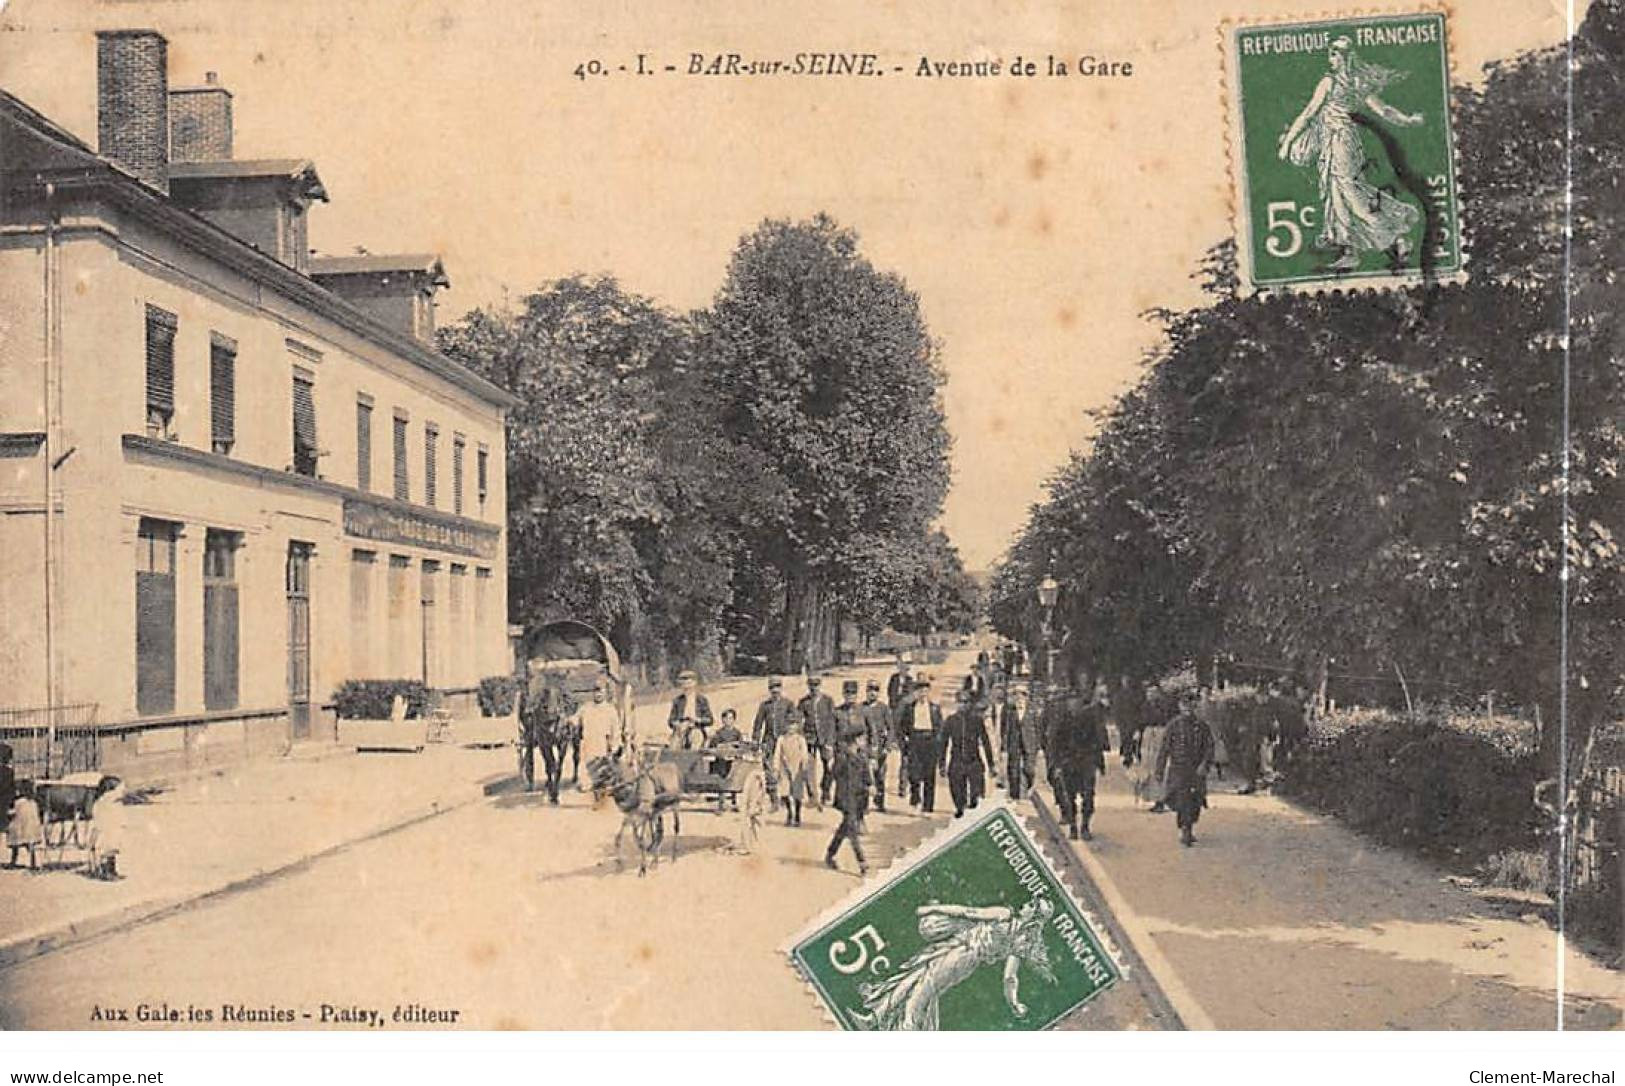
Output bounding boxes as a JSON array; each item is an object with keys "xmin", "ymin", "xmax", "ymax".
[{"xmin": 342, "ymin": 496, "xmax": 499, "ymax": 559}]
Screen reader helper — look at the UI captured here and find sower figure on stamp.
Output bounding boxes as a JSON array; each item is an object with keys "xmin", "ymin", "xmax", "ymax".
[
  {"xmin": 940, "ymin": 686, "xmax": 995, "ymax": 819},
  {"xmin": 801, "ymin": 674, "xmax": 838, "ymax": 808},
  {"xmin": 1047, "ymin": 686, "xmax": 1109, "ymax": 840},
  {"xmin": 1163, "ymin": 690, "xmax": 1216, "ymax": 847},
  {"xmin": 900, "ymin": 677, "xmax": 943, "ymax": 813},
  {"xmin": 824, "ymin": 716, "xmax": 872, "ymax": 875},
  {"xmin": 861, "ymin": 679, "xmax": 892, "ymax": 813},
  {"xmin": 753, "ymin": 676, "xmax": 793, "ymax": 806}
]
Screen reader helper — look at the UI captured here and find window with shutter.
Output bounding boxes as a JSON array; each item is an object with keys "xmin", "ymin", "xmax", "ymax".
[
  {"xmin": 210, "ymin": 333, "xmax": 236, "ymax": 455},
  {"xmin": 477, "ymin": 446, "xmax": 489, "ymax": 512},
  {"xmin": 355, "ymin": 397, "xmax": 373, "ymax": 491},
  {"xmin": 144, "ymin": 306, "xmax": 177, "ymax": 437},
  {"xmin": 452, "ymin": 436, "xmax": 466, "ymax": 515},
  {"xmin": 292, "ymin": 371, "xmax": 318, "ymax": 476},
  {"xmin": 424, "ymin": 424, "xmax": 439, "ymax": 508},
  {"xmin": 393, "ymin": 413, "xmax": 409, "ymax": 501}
]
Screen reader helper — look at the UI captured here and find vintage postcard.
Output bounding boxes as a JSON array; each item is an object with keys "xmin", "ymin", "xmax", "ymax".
[{"xmin": 0, "ymin": 0, "xmax": 1619, "ymax": 1055}]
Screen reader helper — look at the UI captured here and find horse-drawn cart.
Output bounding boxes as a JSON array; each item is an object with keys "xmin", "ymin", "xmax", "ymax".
[{"xmin": 638, "ymin": 739, "xmax": 765, "ymax": 812}]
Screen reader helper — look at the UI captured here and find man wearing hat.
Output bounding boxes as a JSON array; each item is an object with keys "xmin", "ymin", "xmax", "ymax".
[
  {"xmin": 752, "ymin": 677, "xmax": 793, "ymax": 805},
  {"xmin": 860, "ymin": 679, "xmax": 893, "ymax": 813},
  {"xmin": 1001, "ymin": 685, "xmax": 1039, "ymax": 799},
  {"xmin": 898, "ymin": 676, "xmax": 944, "ymax": 812},
  {"xmin": 800, "ymin": 674, "xmax": 838, "ymax": 807},
  {"xmin": 824, "ymin": 712, "xmax": 872, "ymax": 875},
  {"xmin": 668, "ymin": 670, "xmax": 713, "ymax": 750},
  {"xmin": 1046, "ymin": 685, "xmax": 1110, "ymax": 840},
  {"xmin": 939, "ymin": 686, "xmax": 996, "ymax": 818}
]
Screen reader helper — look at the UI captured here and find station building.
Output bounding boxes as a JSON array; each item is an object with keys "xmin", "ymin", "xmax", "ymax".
[{"xmin": 0, "ymin": 30, "xmax": 516, "ymax": 777}]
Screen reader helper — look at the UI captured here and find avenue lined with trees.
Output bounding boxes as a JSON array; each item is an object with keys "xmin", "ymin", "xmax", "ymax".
[{"xmin": 990, "ymin": 2, "xmax": 1623, "ymax": 938}]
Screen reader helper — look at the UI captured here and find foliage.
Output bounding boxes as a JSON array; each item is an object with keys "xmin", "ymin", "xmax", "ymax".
[
  {"xmin": 331, "ymin": 679, "xmax": 428, "ymax": 721},
  {"xmin": 992, "ymin": 1, "xmax": 1625, "ymax": 773},
  {"xmin": 476, "ymin": 675, "xmax": 519, "ymax": 717},
  {"xmin": 699, "ymin": 215, "xmax": 958, "ymax": 668},
  {"xmin": 442, "ymin": 220, "xmax": 977, "ymax": 678},
  {"xmin": 1281, "ymin": 709, "xmax": 1543, "ymax": 864}
]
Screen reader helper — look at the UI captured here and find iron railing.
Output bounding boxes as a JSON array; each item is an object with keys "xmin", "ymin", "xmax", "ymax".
[{"xmin": 0, "ymin": 703, "xmax": 100, "ymax": 779}]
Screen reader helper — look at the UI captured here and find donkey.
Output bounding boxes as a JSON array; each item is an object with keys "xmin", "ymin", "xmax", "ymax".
[{"xmin": 585, "ymin": 751, "xmax": 684, "ymax": 876}]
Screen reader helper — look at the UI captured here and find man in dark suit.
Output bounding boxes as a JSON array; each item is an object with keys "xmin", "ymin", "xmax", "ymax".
[
  {"xmin": 885, "ymin": 656, "xmax": 913, "ymax": 799},
  {"xmin": 752, "ymin": 677, "xmax": 792, "ymax": 762},
  {"xmin": 1046, "ymin": 687, "xmax": 1110, "ymax": 840},
  {"xmin": 800, "ymin": 675, "xmax": 838, "ymax": 806},
  {"xmin": 899, "ymin": 677, "xmax": 944, "ymax": 812},
  {"xmin": 860, "ymin": 679, "xmax": 893, "ymax": 813},
  {"xmin": 939, "ymin": 687, "xmax": 996, "ymax": 818},
  {"xmin": 668, "ymin": 669, "xmax": 713, "ymax": 749},
  {"xmin": 1001, "ymin": 686, "xmax": 1037, "ymax": 799}
]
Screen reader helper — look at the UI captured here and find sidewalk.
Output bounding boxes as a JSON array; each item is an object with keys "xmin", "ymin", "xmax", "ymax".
[
  {"xmin": 0, "ymin": 725, "xmax": 517, "ymax": 969},
  {"xmin": 1051, "ymin": 764, "xmax": 1624, "ymax": 1029}
]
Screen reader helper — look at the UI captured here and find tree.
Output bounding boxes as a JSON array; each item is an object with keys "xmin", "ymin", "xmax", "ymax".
[
  {"xmin": 700, "ymin": 215, "xmax": 952, "ymax": 669},
  {"xmin": 438, "ymin": 275, "xmax": 747, "ymax": 678}
]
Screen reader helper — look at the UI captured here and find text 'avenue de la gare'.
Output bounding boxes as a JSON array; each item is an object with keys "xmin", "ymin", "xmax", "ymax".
[{"xmin": 570, "ymin": 52, "xmax": 1134, "ymax": 80}]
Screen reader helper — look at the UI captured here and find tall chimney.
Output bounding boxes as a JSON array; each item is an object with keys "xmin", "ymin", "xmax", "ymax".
[
  {"xmin": 169, "ymin": 70, "xmax": 233, "ymax": 163},
  {"xmin": 96, "ymin": 30, "xmax": 170, "ymax": 194}
]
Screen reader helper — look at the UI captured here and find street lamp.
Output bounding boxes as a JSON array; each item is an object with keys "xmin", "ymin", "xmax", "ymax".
[{"xmin": 1037, "ymin": 575, "xmax": 1059, "ymax": 682}]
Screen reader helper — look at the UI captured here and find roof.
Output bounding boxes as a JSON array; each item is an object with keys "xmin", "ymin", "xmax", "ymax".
[
  {"xmin": 169, "ymin": 158, "xmax": 328, "ymax": 201},
  {"xmin": 0, "ymin": 90, "xmax": 515, "ymax": 411},
  {"xmin": 310, "ymin": 253, "xmax": 449, "ymax": 288}
]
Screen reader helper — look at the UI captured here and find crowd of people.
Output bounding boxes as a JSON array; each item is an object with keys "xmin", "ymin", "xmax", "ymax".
[{"xmin": 516, "ymin": 645, "xmax": 1313, "ymax": 871}]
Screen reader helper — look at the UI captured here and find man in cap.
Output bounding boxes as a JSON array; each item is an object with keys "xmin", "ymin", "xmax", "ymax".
[
  {"xmin": 860, "ymin": 679, "xmax": 893, "ymax": 813},
  {"xmin": 1046, "ymin": 685, "xmax": 1110, "ymax": 840},
  {"xmin": 824, "ymin": 713, "xmax": 872, "ymax": 875},
  {"xmin": 668, "ymin": 669, "xmax": 713, "ymax": 749},
  {"xmin": 1162, "ymin": 689, "xmax": 1215, "ymax": 846},
  {"xmin": 752, "ymin": 677, "xmax": 793, "ymax": 806},
  {"xmin": 939, "ymin": 686, "xmax": 996, "ymax": 818},
  {"xmin": 898, "ymin": 676, "xmax": 944, "ymax": 812},
  {"xmin": 800, "ymin": 674, "xmax": 838, "ymax": 807}
]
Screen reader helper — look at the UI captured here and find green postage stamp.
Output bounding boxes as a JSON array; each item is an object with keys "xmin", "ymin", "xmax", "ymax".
[
  {"xmin": 1224, "ymin": 11, "xmax": 1463, "ymax": 291},
  {"xmin": 787, "ymin": 804, "xmax": 1121, "ymax": 1030}
]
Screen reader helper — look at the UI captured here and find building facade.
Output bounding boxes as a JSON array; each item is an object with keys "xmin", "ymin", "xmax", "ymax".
[{"xmin": 0, "ymin": 30, "xmax": 515, "ymax": 777}]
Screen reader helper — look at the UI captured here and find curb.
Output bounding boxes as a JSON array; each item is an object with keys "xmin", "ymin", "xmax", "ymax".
[
  {"xmin": 0, "ymin": 786, "xmax": 488, "ymax": 973},
  {"xmin": 1029, "ymin": 793, "xmax": 1217, "ymax": 1031}
]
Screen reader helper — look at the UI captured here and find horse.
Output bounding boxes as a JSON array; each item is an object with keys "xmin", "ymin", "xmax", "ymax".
[
  {"xmin": 585, "ymin": 750, "xmax": 684, "ymax": 876},
  {"xmin": 519, "ymin": 686, "xmax": 573, "ymax": 804}
]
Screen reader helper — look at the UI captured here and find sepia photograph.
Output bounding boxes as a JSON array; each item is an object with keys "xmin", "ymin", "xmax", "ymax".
[{"xmin": 0, "ymin": 0, "xmax": 1619, "ymax": 1067}]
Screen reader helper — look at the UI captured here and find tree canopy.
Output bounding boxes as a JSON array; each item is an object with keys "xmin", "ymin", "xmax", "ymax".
[{"xmin": 991, "ymin": 0, "xmax": 1624, "ymax": 770}]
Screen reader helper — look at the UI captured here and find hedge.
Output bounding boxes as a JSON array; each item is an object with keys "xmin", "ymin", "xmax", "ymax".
[
  {"xmin": 1279, "ymin": 708, "xmax": 1542, "ymax": 864},
  {"xmin": 331, "ymin": 679, "xmax": 429, "ymax": 721},
  {"xmin": 477, "ymin": 675, "xmax": 519, "ymax": 717}
]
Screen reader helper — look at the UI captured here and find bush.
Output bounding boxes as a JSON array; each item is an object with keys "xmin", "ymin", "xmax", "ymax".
[
  {"xmin": 1280, "ymin": 708, "xmax": 1543, "ymax": 865},
  {"xmin": 477, "ymin": 675, "xmax": 519, "ymax": 717},
  {"xmin": 331, "ymin": 679, "xmax": 429, "ymax": 721}
]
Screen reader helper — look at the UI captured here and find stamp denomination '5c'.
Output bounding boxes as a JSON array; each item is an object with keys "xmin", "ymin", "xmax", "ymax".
[
  {"xmin": 1225, "ymin": 12, "xmax": 1464, "ymax": 291},
  {"xmin": 788, "ymin": 805, "xmax": 1120, "ymax": 1030}
]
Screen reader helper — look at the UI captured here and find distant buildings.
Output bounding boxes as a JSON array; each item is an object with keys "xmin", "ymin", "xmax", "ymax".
[{"xmin": 0, "ymin": 29, "xmax": 515, "ymax": 777}]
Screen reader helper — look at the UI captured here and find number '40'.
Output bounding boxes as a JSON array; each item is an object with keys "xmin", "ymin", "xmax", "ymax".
[{"xmin": 1264, "ymin": 200, "xmax": 1318, "ymax": 259}]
